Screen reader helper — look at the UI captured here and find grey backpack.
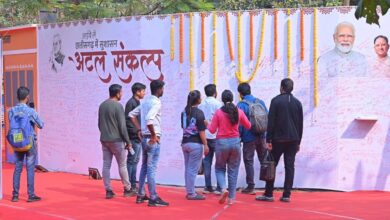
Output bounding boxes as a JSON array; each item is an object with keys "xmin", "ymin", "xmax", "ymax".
[{"xmin": 242, "ymin": 99, "xmax": 268, "ymax": 134}]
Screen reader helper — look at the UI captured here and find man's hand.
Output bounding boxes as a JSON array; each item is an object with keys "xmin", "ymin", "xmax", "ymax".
[
  {"xmin": 148, "ymin": 134, "xmax": 159, "ymax": 146},
  {"xmin": 204, "ymin": 144, "xmax": 209, "ymax": 156},
  {"xmin": 267, "ymin": 143, "xmax": 273, "ymax": 151},
  {"xmin": 125, "ymin": 143, "xmax": 132, "ymax": 150},
  {"xmin": 137, "ymin": 130, "xmax": 142, "ymax": 141}
]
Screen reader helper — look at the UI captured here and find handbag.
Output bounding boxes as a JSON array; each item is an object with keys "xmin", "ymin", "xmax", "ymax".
[{"xmin": 259, "ymin": 150, "xmax": 275, "ymax": 181}]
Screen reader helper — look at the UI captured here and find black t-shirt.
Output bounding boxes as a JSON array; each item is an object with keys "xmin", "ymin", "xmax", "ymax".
[{"xmin": 181, "ymin": 107, "xmax": 206, "ymax": 144}]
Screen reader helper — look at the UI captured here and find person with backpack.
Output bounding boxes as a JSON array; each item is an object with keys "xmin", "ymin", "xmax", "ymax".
[
  {"xmin": 208, "ymin": 90, "xmax": 251, "ymax": 205},
  {"xmin": 256, "ymin": 78, "xmax": 303, "ymax": 203},
  {"xmin": 237, "ymin": 83, "xmax": 268, "ymax": 195},
  {"xmin": 7, "ymin": 87, "xmax": 44, "ymax": 202},
  {"xmin": 181, "ymin": 90, "xmax": 209, "ymax": 200}
]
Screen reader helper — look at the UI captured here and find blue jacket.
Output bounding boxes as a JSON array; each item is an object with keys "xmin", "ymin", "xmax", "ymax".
[{"xmin": 237, "ymin": 95, "xmax": 268, "ymax": 143}]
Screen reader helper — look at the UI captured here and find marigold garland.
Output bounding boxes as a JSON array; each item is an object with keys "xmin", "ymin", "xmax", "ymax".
[
  {"xmin": 274, "ymin": 9, "xmax": 278, "ymax": 60},
  {"xmin": 213, "ymin": 12, "xmax": 217, "ymax": 84},
  {"xmin": 189, "ymin": 13, "xmax": 194, "ymax": 90},
  {"xmin": 313, "ymin": 8, "xmax": 318, "ymax": 107},
  {"xmin": 225, "ymin": 12, "xmax": 234, "ymax": 61},
  {"xmin": 287, "ymin": 9, "xmax": 291, "ymax": 77},
  {"xmin": 300, "ymin": 9, "xmax": 304, "ymax": 61},
  {"xmin": 249, "ymin": 13, "xmax": 254, "ymax": 61},
  {"xmin": 237, "ymin": 11, "xmax": 242, "ymax": 79},
  {"xmin": 179, "ymin": 14, "xmax": 184, "ymax": 64},
  {"xmin": 170, "ymin": 15, "xmax": 175, "ymax": 61},
  {"xmin": 235, "ymin": 10, "xmax": 266, "ymax": 83},
  {"xmin": 201, "ymin": 13, "xmax": 205, "ymax": 62}
]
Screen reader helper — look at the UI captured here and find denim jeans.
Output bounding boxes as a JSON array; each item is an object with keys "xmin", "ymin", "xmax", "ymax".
[
  {"xmin": 203, "ymin": 139, "xmax": 220, "ymax": 189},
  {"xmin": 243, "ymin": 137, "xmax": 266, "ymax": 188},
  {"xmin": 101, "ymin": 141, "xmax": 131, "ymax": 191},
  {"xmin": 265, "ymin": 141, "xmax": 298, "ymax": 198},
  {"xmin": 13, "ymin": 140, "xmax": 37, "ymax": 197},
  {"xmin": 215, "ymin": 137, "xmax": 241, "ymax": 199},
  {"xmin": 182, "ymin": 142, "xmax": 203, "ymax": 196},
  {"xmin": 127, "ymin": 139, "xmax": 142, "ymax": 188},
  {"xmin": 138, "ymin": 138, "xmax": 160, "ymax": 200}
]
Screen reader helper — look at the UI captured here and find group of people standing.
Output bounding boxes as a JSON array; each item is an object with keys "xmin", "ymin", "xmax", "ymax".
[{"xmin": 97, "ymin": 78, "xmax": 303, "ymax": 207}]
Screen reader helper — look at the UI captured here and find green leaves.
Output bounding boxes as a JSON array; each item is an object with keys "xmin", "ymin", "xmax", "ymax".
[{"xmin": 355, "ymin": 0, "xmax": 390, "ymax": 26}]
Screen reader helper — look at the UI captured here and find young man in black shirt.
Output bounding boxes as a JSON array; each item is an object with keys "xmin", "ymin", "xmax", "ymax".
[{"xmin": 125, "ymin": 82, "xmax": 146, "ymax": 195}]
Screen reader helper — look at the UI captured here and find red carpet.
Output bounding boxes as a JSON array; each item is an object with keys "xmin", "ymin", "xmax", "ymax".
[{"xmin": 1, "ymin": 163, "xmax": 389, "ymax": 220}]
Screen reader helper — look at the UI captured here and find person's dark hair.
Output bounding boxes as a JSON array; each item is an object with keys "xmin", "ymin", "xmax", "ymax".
[
  {"xmin": 204, "ymin": 84, "xmax": 217, "ymax": 97},
  {"xmin": 150, "ymin": 80, "xmax": 165, "ymax": 95},
  {"xmin": 109, "ymin": 84, "xmax": 122, "ymax": 97},
  {"xmin": 281, "ymin": 78, "xmax": 294, "ymax": 93},
  {"xmin": 185, "ymin": 90, "xmax": 201, "ymax": 115},
  {"xmin": 237, "ymin": 83, "xmax": 251, "ymax": 96},
  {"xmin": 131, "ymin": 82, "xmax": 146, "ymax": 95},
  {"xmin": 221, "ymin": 90, "xmax": 239, "ymax": 125},
  {"xmin": 374, "ymin": 35, "xmax": 389, "ymax": 44},
  {"xmin": 17, "ymin": 86, "xmax": 30, "ymax": 101}
]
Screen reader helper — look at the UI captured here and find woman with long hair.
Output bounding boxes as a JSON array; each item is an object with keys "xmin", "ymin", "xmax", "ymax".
[
  {"xmin": 208, "ymin": 90, "xmax": 251, "ymax": 205},
  {"xmin": 181, "ymin": 90, "xmax": 209, "ymax": 200}
]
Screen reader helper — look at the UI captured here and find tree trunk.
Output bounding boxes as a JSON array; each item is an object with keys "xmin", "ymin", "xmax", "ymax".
[{"xmin": 343, "ymin": 0, "xmax": 350, "ymax": 6}]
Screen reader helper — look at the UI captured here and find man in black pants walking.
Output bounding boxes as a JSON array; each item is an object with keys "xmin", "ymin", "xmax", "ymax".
[{"xmin": 256, "ymin": 78, "xmax": 303, "ymax": 203}]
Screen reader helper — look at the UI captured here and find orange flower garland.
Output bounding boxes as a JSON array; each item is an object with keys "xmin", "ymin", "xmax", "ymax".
[
  {"xmin": 201, "ymin": 13, "xmax": 205, "ymax": 62},
  {"xmin": 225, "ymin": 12, "xmax": 234, "ymax": 61},
  {"xmin": 300, "ymin": 9, "xmax": 304, "ymax": 61},
  {"xmin": 170, "ymin": 15, "xmax": 175, "ymax": 61},
  {"xmin": 249, "ymin": 12, "xmax": 254, "ymax": 61},
  {"xmin": 274, "ymin": 9, "xmax": 278, "ymax": 60},
  {"xmin": 179, "ymin": 14, "xmax": 184, "ymax": 64}
]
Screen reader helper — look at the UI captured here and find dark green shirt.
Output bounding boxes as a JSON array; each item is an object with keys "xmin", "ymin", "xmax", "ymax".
[{"xmin": 98, "ymin": 99, "xmax": 131, "ymax": 144}]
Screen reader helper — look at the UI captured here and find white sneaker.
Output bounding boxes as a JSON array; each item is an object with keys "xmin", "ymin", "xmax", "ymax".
[{"xmin": 228, "ymin": 198, "xmax": 235, "ymax": 205}]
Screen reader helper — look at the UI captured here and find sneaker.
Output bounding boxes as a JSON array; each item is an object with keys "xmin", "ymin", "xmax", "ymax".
[
  {"xmin": 186, "ymin": 193, "xmax": 206, "ymax": 200},
  {"xmin": 228, "ymin": 198, "xmax": 235, "ymax": 205},
  {"xmin": 123, "ymin": 188, "xmax": 133, "ymax": 197},
  {"xmin": 280, "ymin": 197, "xmax": 291, "ymax": 202},
  {"xmin": 219, "ymin": 190, "xmax": 229, "ymax": 204},
  {"xmin": 27, "ymin": 195, "xmax": 42, "ymax": 202},
  {"xmin": 214, "ymin": 189, "xmax": 222, "ymax": 195},
  {"xmin": 136, "ymin": 195, "xmax": 149, "ymax": 204},
  {"xmin": 241, "ymin": 186, "xmax": 256, "ymax": 195},
  {"xmin": 255, "ymin": 195, "xmax": 274, "ymax": 202},
  {"xmin": 11, "ymin": 196, "xmax": 19, "ymax": 202},
  {"xmin": 106, "ymin": 190, "xmax": 115, "ymax": 199},
  {"xmin": 202, "ymin": 187, "xmax": 214, "ymax": 194},
  {"xmin": 148, "ymin": 197, "xmax": 169, "ymax": 207}
]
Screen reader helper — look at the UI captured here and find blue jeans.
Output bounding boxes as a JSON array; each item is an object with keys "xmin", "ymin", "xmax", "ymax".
[
  {"xmin": 203, "ymin": 139, "xmax": 221, "ymax": 189},
  {"xmin": 215, "ymin": 138, "xmax": 241, "ymax": 199},
  {"xmin": 182, "ymin": 142, "xmax": 203, "ymax": 196},
  {"xmin": 13, "ymin": 140, "xmax": 37, "ymax": 197},
  {"xmin": 127, "ymin": 139, "xmax": 142, "ymax": 188},
  {"xmin": 138, "ymin": 138, "xmax": 160, "ymax": 200}
]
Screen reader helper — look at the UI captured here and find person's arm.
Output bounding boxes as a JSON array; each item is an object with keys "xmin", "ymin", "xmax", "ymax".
[
  {"xmin": 145, "ymin": 100, "xmax": 161, "ymax": 145},
  {"xmin": 297, "ymin": 102, "xmax": 304, "ymax": 152},
  {"xmin": 117, "ymin": 105, "xmax": 132, "ymax": 149},
  {"xmin": 266, "ymin": 100, "xmax": 276, "ymax": 150},
  {"xmin": 30, "ymin": 109, "xmax": 44, "ymax": 129},
  {"xmin": 207, "ymin": 110, "xmax": 219, "ymax": 134},
  {"xmin": 129, "ymin": 106, "xmax": 142, "ymax": 140},
  {"xmin": 239, "ymin": 109, "xmax": 251, "ymax": 130},
  {"xmin": 197, "ymin": 110, "xmax": 209, "ymax": 155}
]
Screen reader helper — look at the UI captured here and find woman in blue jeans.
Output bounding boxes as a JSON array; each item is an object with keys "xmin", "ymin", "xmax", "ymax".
[
  {"xmin": 181, "ymin": 90, "xmax": 209, "ymax": 200},
  {"xmin": 208, "ymin": 90, "xmax": 251, "ymax": 204}
]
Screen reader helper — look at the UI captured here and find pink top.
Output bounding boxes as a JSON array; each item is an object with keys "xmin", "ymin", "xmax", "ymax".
[{"xmin": 208, "ymin": 108, "xmax": 251, "ymax": 139}]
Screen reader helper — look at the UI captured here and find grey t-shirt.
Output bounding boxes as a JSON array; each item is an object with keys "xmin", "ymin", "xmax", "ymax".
[{"xmin": 98, "ymin": 99, "xmax": 131, "ymax": 144}]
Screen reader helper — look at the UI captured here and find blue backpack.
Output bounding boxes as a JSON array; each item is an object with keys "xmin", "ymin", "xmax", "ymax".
[{"xmin": 7, "ymin": 110, "xmax": 34, "ymax": 152}]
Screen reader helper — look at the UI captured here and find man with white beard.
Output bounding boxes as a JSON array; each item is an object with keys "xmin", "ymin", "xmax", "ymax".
[{"xmin": 318, "ymin": 22, "xmax": 367, "ymax": 77}]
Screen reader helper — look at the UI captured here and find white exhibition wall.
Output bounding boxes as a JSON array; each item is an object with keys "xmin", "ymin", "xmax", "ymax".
[{"xmin": 37, "ymin": 7, "xmax": 390, "ymax": 191}]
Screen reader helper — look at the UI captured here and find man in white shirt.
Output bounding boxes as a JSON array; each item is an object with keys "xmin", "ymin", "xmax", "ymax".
[
  {"xmin": 198, "ymin": 84, "xmax": 223, "ymax": 194},
  {"xmin": 129, "ymin": 80, "xmax": 169, "ymax": 207},
  {"xmin": 318, "ymin": 21, "xmax": 367, "ymax": 77}
]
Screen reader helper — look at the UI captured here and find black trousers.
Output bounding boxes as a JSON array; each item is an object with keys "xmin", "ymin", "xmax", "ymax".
[
  {"xmin": 265, "ymin": 141, "xmax": 298, "ymax": 198},
  {"xmin": 243, "ymin": 137, "xmax": 266, "ymax": 187}
]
